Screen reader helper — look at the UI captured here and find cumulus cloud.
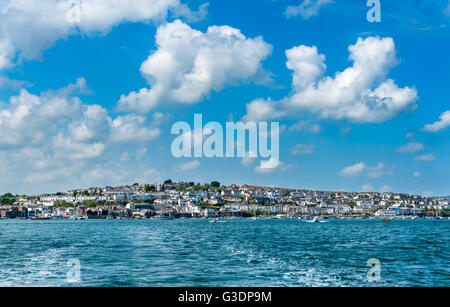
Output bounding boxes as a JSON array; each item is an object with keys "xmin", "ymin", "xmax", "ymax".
[
  {"xmin": 242, "ymin": 98, "xmax": 288, "ymax": 122},
  {"xmin": 340, "ymin": 162, "xmax": 393, "ymax": 178},
  {"xmin": 285, "ymin": 0, "xmax": 333, "ymax": 19},
  {"xmin": 0, "ymin": 79, "xmax": 160, "ymax": 148},
  {"xmin": 255, "ymin": 158, "xmax": 284, "ymax": 174},
  {"xmin": 422, "ymin": 110, "xmax": 450, "ymax": 132},
  {"xmin": 118, "ymin": 20, "xmax": 273, "ymax": 112},
  {"xmin": 395, "ymin": 142, "xmax": 424, "ymax": 153},
  {"xmin": 0, "ymin": 79, "xmax": 162, "ymax": 193},
  {"xmin": 0, "ymin": 0, "xmax": 206, "ymax": 70},
  {"xmin": 172, "ymin": 2, "xmax": 209, "ymax": 22},
  {"xmin": 244, "ymin": 36, "xmax": 418, "ymax": 124},
  {"xmin": 0, "ymin": 75, "xmax": 32, "ymax": 90},
  {"xmin": 110, "ymin": 114, "xmax": 161, "ymax": 143},
  {"xmin": 340, "ymin": 162, "xmax": 366, "ymax": 176}
]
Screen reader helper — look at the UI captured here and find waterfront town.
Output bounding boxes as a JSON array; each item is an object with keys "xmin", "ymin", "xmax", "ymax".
[{"xmin": 1, "ymin": 181, "xmax": 449, "ymax": 220}]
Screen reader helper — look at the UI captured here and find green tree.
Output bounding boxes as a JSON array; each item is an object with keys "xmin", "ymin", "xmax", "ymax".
[
  {"xmin": 0, "ymin": 193, "xmax": 16, "ymax": 206},
  {"xmin": 144, "ymin": 185, "xmax": 155, "ymax": 192},
  {"xmin": 55, "ymin": 201, "xmax": 73, "ymax": 208},
  {"xmin": 211, "ymin": 181, "xmax": 221, "ymax": 188}
]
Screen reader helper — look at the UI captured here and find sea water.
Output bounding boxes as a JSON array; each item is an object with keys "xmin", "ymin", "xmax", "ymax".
[{"xmin": 0, "ymin": 219, "xmax": 448, "ymax": 287}]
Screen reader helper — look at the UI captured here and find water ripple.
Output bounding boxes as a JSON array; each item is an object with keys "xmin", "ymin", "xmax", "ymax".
[{"xmin": 0, "ymin": 219, "xmax": 448, "ymax": 287}]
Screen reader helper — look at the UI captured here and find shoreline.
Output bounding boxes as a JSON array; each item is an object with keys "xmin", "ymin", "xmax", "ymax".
[{"xmin": 1, "ymin": 216, "xmax": 448, "ymax": 221}]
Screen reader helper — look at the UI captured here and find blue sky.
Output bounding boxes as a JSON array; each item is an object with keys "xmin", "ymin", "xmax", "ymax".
[{"xmin": 0, "ymin": 0, "xmax": 449, "ymax": 196}]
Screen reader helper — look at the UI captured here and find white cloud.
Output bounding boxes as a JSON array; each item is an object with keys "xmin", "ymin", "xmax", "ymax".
[
  {"xmin": 340, "ymin": 162, "xmax": 393, "ymax": 178},
  {"xmin": 291, "ymin": 144, "xmax": 315, "ymax": 155},
  {"xmin": 244, "ymin": 36, "xmax": 418, "ymax": 123},
  {"xmin": 53, "ymin": 134, "xmax": 106, "ymax": 160},
  {"xmin": 286, "ymin": 45, "xmax": 326, "ymax": 91},
  {"xmin": 288, "ymin": 36, "xmax": 418, "ymax": 122},
  {"xmin": 152, "ymin": 112, "xmax": 173, "ymax": 125},
  {"xmin": 414, "ymin": 171, "xmax": 421, "ymax": 178},
  {"xmin": 395, "ymin": 142, "xmax": 424, "ymax": 153},
  {"xmin": 118, "ymin": 20, "xmax": 272, "ymax": 112},
  {"xmin": 243, "ymin": 98, "xmax": 288, "ymax": 122},
  {"xmin": 177, "ymin": 160, "xmax": 201, "ymax": 172},
  {"xmin": 414, "ymin": 153, "xmax": 436, "ymax": 162},
  {"xmin": 340, "ymin": 162, "xmax": 366, "ymax": 176},
  {"xmin": 0, "ymin": 75, "xmax": 31, "ymax": 90},
  {"xmin": 422, "ymin": 110, "xmax": 450, "ymax": 132},
  {"xmin": 172, "ymin": 2, "xmax": 209, "ymax": 23},
  {"xmin": 288, "ymin": 120, "xmax": 321, "ymax": 133},
  {"xmin": 0, "ymin": 80, "xmax": 161, "ymax": 148},
  {"xmin": 0, "ymin": 0, "xmax": 206, "ymax": 70},
  {"xmin": 255, "ymin": 158, "xmax": 284, "ymax": 174},
  {"xmin": 110, "ymin": 114, "xmax": 161, "ymax": 143},
  {"xmin": 0, "ymin": 34, "xmax": 15, "ymax": 69},
  {"xmin": 285, "ymin": 0, "xmax": 333, "ymax": 20},
  {"xmin": 0, "ymin": 79, "xmax": 162, "ymax": 193}
]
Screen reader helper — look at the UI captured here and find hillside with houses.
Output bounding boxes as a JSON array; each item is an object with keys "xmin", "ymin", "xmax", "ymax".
[{"xmin": 1, "ymin": 181, "xmax": 449, "ymax": 220}]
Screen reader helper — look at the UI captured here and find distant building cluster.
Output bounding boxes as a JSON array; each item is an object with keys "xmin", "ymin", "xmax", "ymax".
[{"xmin": 1, "ymin": 182, "xmax": 449, "ymax": 220}]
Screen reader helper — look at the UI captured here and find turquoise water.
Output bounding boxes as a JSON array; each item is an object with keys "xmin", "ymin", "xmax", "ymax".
[{"xmin": 0, "ymin": 219, "xmax": 448, "ymax": 287}]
